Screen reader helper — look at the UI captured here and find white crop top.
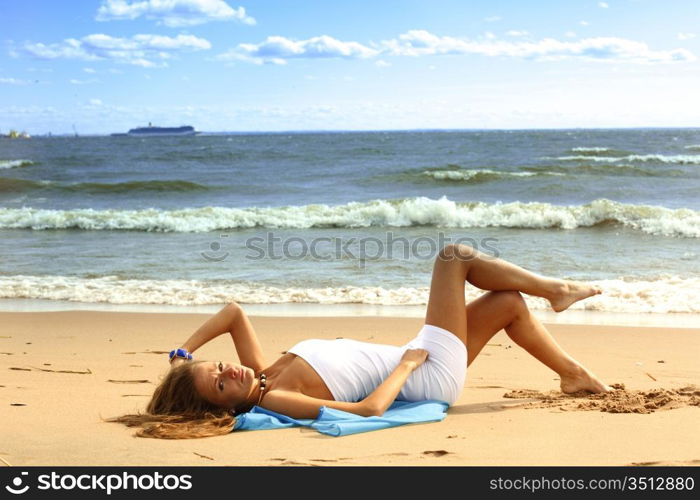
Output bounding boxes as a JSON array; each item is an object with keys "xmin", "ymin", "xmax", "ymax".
[{"xmin": 287, "ymin": 338, "xmax": 408, "ymax": 402}]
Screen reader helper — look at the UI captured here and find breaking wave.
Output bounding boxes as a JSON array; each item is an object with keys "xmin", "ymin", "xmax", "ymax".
[
  {"xmin": 1, "ymin": 274, "xmax": 699, "ymax": 313},
  {"xmin": 0, "ymin": 197, "xmax": 698, "ymax": 237},
  {"xmin": 0, "ymin": 159, "xmax": 34, "ymax": 169}
]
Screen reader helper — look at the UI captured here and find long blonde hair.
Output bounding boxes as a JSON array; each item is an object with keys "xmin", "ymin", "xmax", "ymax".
[{"xmin": 106, "ymin": 361, "xmax": 237, "ymax": 439}]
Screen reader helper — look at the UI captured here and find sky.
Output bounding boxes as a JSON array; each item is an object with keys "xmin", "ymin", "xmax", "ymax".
[{"xmin": 1, "ymin": 0, "xmax": 700, "ymax": 134}]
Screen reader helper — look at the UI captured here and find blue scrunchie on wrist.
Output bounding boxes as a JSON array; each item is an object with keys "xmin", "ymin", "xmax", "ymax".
[{"xmin": 169, "ymin": 348, "xmax": 193, "ymax": 362}]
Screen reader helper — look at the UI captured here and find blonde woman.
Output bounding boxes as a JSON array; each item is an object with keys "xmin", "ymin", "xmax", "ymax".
[{"xmin": 111, "ymin": 244, "xmax": 609, "ymax": 438}]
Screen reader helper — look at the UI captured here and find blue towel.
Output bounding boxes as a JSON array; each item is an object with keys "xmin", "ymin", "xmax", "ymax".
[{"xmin": 233, "ymin": 400, "xmax": 449, "ymax": 437}]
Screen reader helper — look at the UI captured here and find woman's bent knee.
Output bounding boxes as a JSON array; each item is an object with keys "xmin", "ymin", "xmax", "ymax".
[
  {"xmin": 437, "ymin": 243, "xmax": 477, "ymax": 262},
  {"xmin": 498, "ymin": 291, "xmax": 527, "ymax": 317},
  {"xmin": 224, "ymin": 302, "xmax": 242, "ymax": 315}
]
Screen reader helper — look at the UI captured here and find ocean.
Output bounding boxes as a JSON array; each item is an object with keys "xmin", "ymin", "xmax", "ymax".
[{"xmin": 1, "ymin": 129, "xmax": 699, "ymax": 316}]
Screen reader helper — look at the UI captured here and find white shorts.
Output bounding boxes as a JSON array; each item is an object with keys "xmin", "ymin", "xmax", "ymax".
[{"xmin": 398, "ymin": 324, "xmax": 468, "ymax": 406}]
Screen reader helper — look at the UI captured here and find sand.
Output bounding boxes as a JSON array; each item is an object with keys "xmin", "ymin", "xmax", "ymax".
[{"xmin": 1, "ymin": 310, "xmax": 699, "ymax": 466}]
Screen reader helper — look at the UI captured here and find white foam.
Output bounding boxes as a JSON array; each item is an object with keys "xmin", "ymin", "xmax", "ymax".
[
  {"xmin": 0, "ymin": 159, "xmax": 33, "ymax": 169},
  {"xmin": 1, "ymin": 274, "xmax": 699, "ymax": 314},
  {"xmin": 423, "ymin": 169, "xmax": 565, "ymax": 181},
  {"xmin": 425, "ymin": 169, "xmax": 542, "ymax": 181},
  {"xmin": 556, "ymin": 154, "xmax": 700, "ymax": 164},
  {"xmin": 1, "ymin": 197, "xmax": 699, "ymax": 237},
  {"xmin": 570, "ymin": 147, "xmax": 612, "ymax": 152}
]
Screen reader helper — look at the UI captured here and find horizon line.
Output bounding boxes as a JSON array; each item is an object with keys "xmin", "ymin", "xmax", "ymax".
[{"xmin": 9, "ymin": 125, "xmax": 700, "ymax": 137}]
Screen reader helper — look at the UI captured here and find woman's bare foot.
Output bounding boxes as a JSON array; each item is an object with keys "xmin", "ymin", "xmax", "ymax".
[
  {"xmin": 560, "ymin": 365, "xmax": 612, "ymax": 394},
  {"xmin": 549, "ymin": 280, "xmax": 602, "ymax": 313}
]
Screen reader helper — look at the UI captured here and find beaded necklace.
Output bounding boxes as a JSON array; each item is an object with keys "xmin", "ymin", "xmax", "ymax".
[{"xmin": 255, "ymin": 373, "xmax": 267, "ymax": 407}]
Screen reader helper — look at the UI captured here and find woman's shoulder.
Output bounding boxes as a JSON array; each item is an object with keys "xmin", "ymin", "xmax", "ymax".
[{"xmin": 259, "ymin": 351, "xmax": 296, "ymax": 375}]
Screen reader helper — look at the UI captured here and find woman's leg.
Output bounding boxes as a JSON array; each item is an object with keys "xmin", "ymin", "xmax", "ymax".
[
  {"xmin": 465, "ymin": 291, "xmax": 609, "ymax": 393},
  {"xmin": 425, "ymin": 243, "xmax": 600, "ymax": 345}
]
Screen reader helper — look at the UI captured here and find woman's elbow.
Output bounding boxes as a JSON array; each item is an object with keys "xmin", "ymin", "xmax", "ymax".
[{"xmin": 361, "ymin": 402, "xmax": 384, "ymax": 417}]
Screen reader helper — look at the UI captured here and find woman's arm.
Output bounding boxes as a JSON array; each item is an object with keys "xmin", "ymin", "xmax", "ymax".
[
  {"xmin": 362, "ymin": 348, "xmax": 428, "ymax": 415},
  {"xmin": 176, "ymin": 303, "xmax": 267, "ymax": 372},
  {"xmin": 262, "ymin": 349, "xmax": 428, "ymax": 418}
]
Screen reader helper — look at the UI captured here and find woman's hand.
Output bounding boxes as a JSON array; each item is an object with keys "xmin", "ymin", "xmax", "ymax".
[
  {"xmin": 400, "ymin": 348, "xmax": 429, "ymax": 370},
  {"xmin": 169, "ymin": 357, "xmax": 187, "ymax": 369},
  {"xmin": 358, "ymin": 348, "xmax": 430, "ymax": 416}
]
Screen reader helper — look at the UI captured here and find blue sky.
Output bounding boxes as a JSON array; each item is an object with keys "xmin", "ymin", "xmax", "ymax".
[{"xmin": 2, "ymin": 0, "xmax": 699, "ymax": 134}]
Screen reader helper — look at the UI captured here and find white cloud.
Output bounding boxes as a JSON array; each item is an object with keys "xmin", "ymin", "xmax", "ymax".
[
  {"xmin": 506, "ymin": 30, "xmax": 529, "ymax": 37},
  {"xmin": 375, "ymin": 59, "xmax": 391, "ymax": 67},
  {"xmin": 19, "ymin": 34, "xmax": 211, "ymax": 67},
  {"xmin": 70, "ymin": 78, "xmax": 99, "ymax": 85},
  {"xmin": 381, "ymin": 30, "xmax": 695, "ymax": 64},
  {"xmin": 0, "ymin": 77, "xmax": 32, "ymax": 85},
  {"xmin": 484, "ymin": 31, "xmax": 496, "ymax": 40},
  {"xmin": 678, "ymin": 33, "xmax": 697, "ymax": 40},
  {"xmin": 217, "ymin": 35, "xmax": 379, "ymax": 65},
  {"xmin": 565, "ymin": 31, "xmax": 577, "ymax": 38},
  {"xmin": 219, "ymin": 30, "xmax": 696, "ymax": 65},
  {"xmin": 83, "ymin": 67, "xmax": 97, "ymax": 73},
  {"xmin": 580, "ymin": 20, "xmax": 590, "ymax": 26},
  {"xmin": 598, "ymin": 2, "xmax": 609, "ymax": 8},
  {"xmin": 89, "ymin": 98, "xmax": 103, "ymax": 106},
  {"xmin": 484, "ymin": 16, "xmax": 501, "ymax": 22},
  {"xmin": 96, "ymin": 0, "xmax": 254, "ymax": 27}
]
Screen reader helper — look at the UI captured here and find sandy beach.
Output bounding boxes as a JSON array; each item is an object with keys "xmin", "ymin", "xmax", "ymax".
[{"xmin": 1, "ymin": 310, "xmax": 698, "ymax": 467}]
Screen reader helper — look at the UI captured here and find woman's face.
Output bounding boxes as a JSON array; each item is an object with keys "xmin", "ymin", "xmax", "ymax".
[{"xmin": 193, "ymin": 361, "xmax": 255, "ymax": 410}]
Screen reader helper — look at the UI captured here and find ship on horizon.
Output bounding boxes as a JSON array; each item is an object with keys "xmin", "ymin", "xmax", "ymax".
[{"xmin": 111, "ymin": 123, "xmax": 199, "ymax": 137}]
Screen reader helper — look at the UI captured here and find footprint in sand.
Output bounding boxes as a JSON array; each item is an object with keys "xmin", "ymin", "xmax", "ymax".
[
  {"xmin": 422, "ymin": 450, "xmax": 451, "ymax": 457},
  {"xmin": 503, "ymin": 384, "xmax": 700, "ymax": 414},
  {"xmin": 277, "ymin": 460, "xmax": 319, "ymax": 466},
  {"xmin": 629, "ymin": 459, "xmax": 700, "ymax": 466},
  {"xmin": 33, "ymin": 367, "xmax": 92, "ymax": 374}
]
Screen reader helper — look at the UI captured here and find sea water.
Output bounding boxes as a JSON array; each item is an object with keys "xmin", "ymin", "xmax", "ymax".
[{"xmin": 1, "ymin": 129, "xmax": 699, "ymax": 316}]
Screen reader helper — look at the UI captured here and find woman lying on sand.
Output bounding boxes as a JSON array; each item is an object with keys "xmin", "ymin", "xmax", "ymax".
[{"xmin": 111, "ymin": 243, "xmax": 610, "ymax": 438}]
